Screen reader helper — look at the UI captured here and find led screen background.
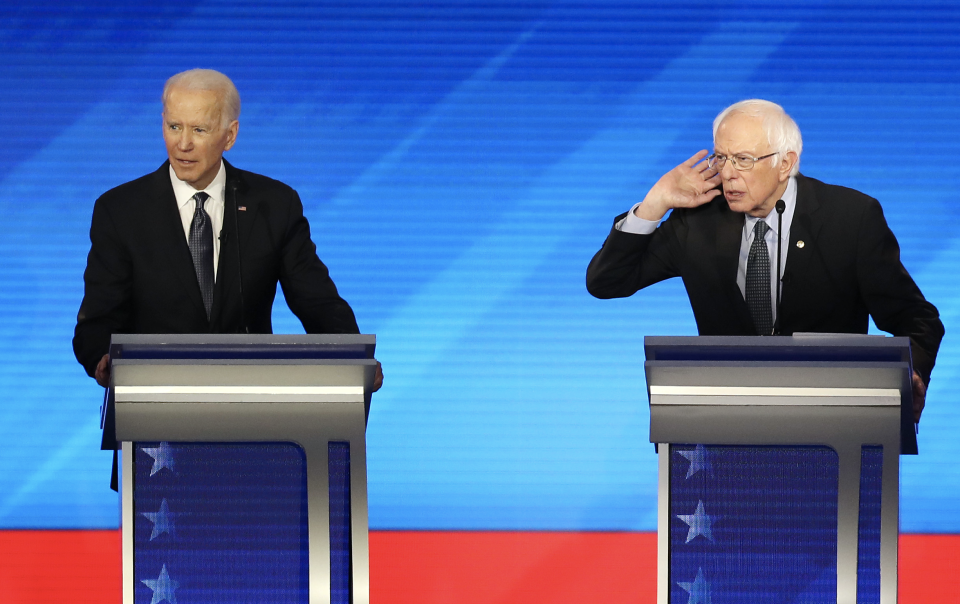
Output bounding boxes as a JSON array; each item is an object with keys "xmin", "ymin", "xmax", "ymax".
[{"xmin": 0, "ymin": 1, "xmax": 957, "ymax": 533}]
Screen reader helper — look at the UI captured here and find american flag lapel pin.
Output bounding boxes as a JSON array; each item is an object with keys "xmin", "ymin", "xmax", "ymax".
[{"xmin": 238, "ymin": 205, "xmax": 247, "ymax": 211}]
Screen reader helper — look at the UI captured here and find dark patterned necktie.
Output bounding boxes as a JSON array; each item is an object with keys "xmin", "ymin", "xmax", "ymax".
[
  {"xmin": 746, "ymin": 220, "xmax": 772, "ymax": 336},
  {"xmin": 188, "ymin": 191, "xmax": 214, "ymax": 320}
]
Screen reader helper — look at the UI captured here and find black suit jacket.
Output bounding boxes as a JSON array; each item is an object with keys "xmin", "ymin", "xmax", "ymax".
[
  {"xmin": 586, "ymin": 174, "xmax": 944, "ymax": 383},
  {"xmin": 73, "ymin": 161, "xmax": 359, "ymax": 377}
]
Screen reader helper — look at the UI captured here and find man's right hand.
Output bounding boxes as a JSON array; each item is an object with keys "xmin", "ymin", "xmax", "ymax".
[
  {"xmin": 95, "ymin": 354, "xmax": 110, "ymax": 388},
  {"xmin": 633, "ymin": 150, "xmax": 722, "ymax": 221}
]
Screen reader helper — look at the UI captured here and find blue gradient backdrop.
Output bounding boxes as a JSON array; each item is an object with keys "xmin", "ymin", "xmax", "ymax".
[{"xmin": 0, "ymin": 1, "xmax": 957, "ymax": 533}]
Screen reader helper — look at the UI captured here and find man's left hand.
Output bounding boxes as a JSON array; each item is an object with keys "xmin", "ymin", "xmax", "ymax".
[
  {"xmin": 912, "ymin": 371, "xmax": 926, "ymax": 424},
  {"xmin": 95, "ymin": 354, "xmax": 111, "ymax": 388}
]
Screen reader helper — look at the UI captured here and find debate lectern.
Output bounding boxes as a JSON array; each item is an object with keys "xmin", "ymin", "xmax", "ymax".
[
  {"xmin": 645, "ymin": 335, "xmax": 915, "ymax": 604},
  {"xmin": 105, "ymin": 334, "xmax": 378, "ymax": 604}
]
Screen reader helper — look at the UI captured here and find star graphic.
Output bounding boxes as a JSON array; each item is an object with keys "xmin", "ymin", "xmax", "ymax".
[
  {"xmin": 677, "ymin": 500, "xmax": 717, "ymax": 543},
  {"xmin": 141, "ymin": 564, "xmax": 179, "ymax": 604},
  {"xmin": 141, "ymin": 443, "xmax": 175, "ymax": 476},
  {"xmin": 677, "ymin": 567, "xmax": 711, "ymax": 604},
  {"xmin": 141, "ymin": 499, "xmax": 178, "ymax": 540},
  {"xmin": 678, "ymin": 444, "xmax": 711, "ymax": 478}
]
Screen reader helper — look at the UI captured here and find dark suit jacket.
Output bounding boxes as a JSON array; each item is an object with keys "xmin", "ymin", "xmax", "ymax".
[
  {"xmin": 586, "ymin": 174, "xmax": 944, "ymax": 383},
  {"xmin": 73, "ymin": 161, "xmax": 359, "ymax": 377}
]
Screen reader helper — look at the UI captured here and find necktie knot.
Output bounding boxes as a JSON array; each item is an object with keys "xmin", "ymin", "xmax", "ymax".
[
  {"xmin": 753, "ymin": 220, "xmax": 769, "ymax": 239},
  {"xmin": 193, "ymin": 191, "xmax": 210, "ymax": 211}
]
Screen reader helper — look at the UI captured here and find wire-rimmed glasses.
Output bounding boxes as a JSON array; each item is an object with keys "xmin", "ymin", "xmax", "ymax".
[{"xmin": 706, "ymin": 152, "xmax": 778, "ymax": 171}]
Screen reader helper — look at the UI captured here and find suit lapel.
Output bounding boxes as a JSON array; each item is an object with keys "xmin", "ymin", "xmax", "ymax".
[
  {"xmin": 211, "ymin": 162, "xmax": 261, "ymax": 327},
  {"xmin": 780, "ymin": 174, "xmax": 823, "ymax": 327},
  {"xmin": 150, "ymin": 163, "xmax": 208, "ymax": 319}
]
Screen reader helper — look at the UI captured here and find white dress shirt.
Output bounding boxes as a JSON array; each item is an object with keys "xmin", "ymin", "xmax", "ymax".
[
  {"xmin": 616, "ymin": 176, "xmax": 798, "ymax": 324},
  {"xmin": 169, "ymin": 162, "xmax": 226, "ymax": 279}
]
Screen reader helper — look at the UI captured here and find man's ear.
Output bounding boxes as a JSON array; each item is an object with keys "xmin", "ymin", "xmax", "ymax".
[
  {"xmin": 224, "ymin": 120, "xmax": 239, "ymax": 151},
  {"xmin": 779, "ymin": 150, "xmax": 798, "ymax": 181}
]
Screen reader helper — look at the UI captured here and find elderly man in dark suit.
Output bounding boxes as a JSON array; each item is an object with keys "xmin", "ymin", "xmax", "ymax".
[
  {"xmin": 587, "ymin": 99, "xmax": 942, "ymax": 422},
  {"xmin": 74, "ymin": 69, "xmax": 381, "ymax": 389}
]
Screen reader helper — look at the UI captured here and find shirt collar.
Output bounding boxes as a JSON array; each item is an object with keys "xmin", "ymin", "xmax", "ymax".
[
  {"xmin": 745, "ymin": 175, "xmax": 797, "ymax": 237},
  {"xmin": 169, "ymin": 161, "xmax": 227, "ymax": 210}
]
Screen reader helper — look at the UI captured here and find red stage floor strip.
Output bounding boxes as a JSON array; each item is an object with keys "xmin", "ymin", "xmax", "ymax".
[
  {"xmin": 371, "ymin": 531, "xmax": 657, "ymax": 604},
  {"xmin": 0, "ymin": 530, "xmax": 956, "ymax": 603},
  {"xmin": 0, "ymin": 530, "xmax": 121, "ymax": 604}
]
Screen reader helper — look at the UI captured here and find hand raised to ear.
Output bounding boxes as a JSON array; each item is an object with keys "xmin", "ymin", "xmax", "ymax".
[{"xmin": 633, "ymin": 150, "xmax": 722, "ymax": 221}]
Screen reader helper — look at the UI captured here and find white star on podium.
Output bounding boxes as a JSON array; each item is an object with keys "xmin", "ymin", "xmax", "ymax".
[
  {"xmin": 678, "ymin": 444, "xmax": 711, "ymax": 478},
  {"xmin": 677, "ymin": 567, "xmax": 711, "ymax": 604},
  {"xmin": 677, "ymin": 500, "xmax": 717, "ymax": 543},
  {"xmin": 141, "ymin": 499, "xmax": 177, "ymax": 540},
  {"xmin": 141, "ymin": 443, "xmax": 175, "ymax": 476},
  {"xmin": 142, "ymin": 564, "xmax": 179, "ymax": 604}
]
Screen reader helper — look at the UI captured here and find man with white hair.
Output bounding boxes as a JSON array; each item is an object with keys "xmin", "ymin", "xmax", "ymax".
[
  {"xmin": 74, "ymin": 69, "xmax": 381, "ymax": 390},
  {"xmin": 586, "ymin": 99, "xmax": 942, "ymax": 421}
]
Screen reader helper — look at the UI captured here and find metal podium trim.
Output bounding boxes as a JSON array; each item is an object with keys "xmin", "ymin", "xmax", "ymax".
[{"xmin": 650, "ymin": 385, "xmax": 900, "ymax": 400}]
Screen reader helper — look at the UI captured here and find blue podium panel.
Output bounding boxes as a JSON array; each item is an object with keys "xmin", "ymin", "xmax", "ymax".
[
  {"xmin": 328, "ymin": 442, "xmax": 353, "ymax": 604},
  {"xmin": 132, "ymin": 441, "xmax": 359, "ymax": 604},
  {"xmin": 669, "ymin": 445, "xmax": 839, "ymax": 603},
  {"xmin": 857, "ymin": 446, "xmax": 884, "ymax": 604},
  {"xmin": 668, "ymin": 444, "xmax": 888, "ymax": 604},
  {"xmin": 133, "ymin": 443, "xmax": 310, "ymax": 604}
]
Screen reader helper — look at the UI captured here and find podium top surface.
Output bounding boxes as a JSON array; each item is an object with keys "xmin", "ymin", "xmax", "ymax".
[
  {"xmin": 110, "ymin": 334, "xmax": 376, "ymax": 361},
  {"xmin": 645, "ymin": 334, "xmax": 911, "ymax": 366},
  {"xmin": 645, "ymin": 334, "xmax": 917, "ymax": 455}
]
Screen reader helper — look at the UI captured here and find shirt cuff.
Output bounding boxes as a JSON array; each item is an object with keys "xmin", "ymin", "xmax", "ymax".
[{"xmin": 616, "ymin": 203, "xmax": 659, "ymax": 234}]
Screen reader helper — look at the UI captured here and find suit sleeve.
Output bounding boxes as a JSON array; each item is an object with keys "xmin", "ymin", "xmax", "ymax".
[
  {"xmin": 586, "ymin": 210, "xmax": 684, "ymax": 299},
  {"xmin": 73, "ymin": 196, "xmax": 134, "ymax": 378},
  {"xmin": 276, "ymin": 191, "xmax": 360, "ymax": 334},
  {"xmin": 855, "ymin": 200, "xmax": 944, "ymax": 384}
]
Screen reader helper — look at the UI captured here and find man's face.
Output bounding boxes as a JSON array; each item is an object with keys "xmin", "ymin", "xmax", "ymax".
[
  {"xmin": 162, "ymin": 86, "xmax": 238, "ymax": 190},
  {"xmin": 714, "ymin": 112, "xmax": 793, "ymax": 217}
]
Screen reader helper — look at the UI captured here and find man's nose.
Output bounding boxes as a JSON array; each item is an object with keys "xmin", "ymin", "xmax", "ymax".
[
  {"xmin": 720, "ymin": 161, "xmax": 738, "ymax": 179},
  {"xmin": 177, "ymin": 132, "xmax": 193, "ymax": 149}
]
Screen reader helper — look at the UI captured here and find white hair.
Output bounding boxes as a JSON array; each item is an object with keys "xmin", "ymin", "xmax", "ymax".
[
  {"xmin": 713, "ymin": 99, "xmax": 802, "ymax": 175},
  {"xmin": 162, "ymin": 69, "xmax": 241, "ymax": 127}
]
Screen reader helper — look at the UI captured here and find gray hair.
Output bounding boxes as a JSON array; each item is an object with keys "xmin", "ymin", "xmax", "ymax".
[
  {"xmin": 162, "ymin": 69, "xmax": 241, "ymax": 127},
  {"xmin": 713, "ymin": 99, "xmax": 802, "ymax": 176}
]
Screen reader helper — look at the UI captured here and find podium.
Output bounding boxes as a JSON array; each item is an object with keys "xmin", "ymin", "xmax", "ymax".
[
  {"xmin": 645, "ymin": 335, "xmax": 915, "ymax": 604},
  {"xmin": 106, "ymin": 334, "xmax": 378, "ymax": 604}
]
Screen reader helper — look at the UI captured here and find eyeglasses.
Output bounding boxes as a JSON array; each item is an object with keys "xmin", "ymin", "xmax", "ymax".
[{"xmin": 706, "ymin": 152, "xmax": 778, "ymax": 171}]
